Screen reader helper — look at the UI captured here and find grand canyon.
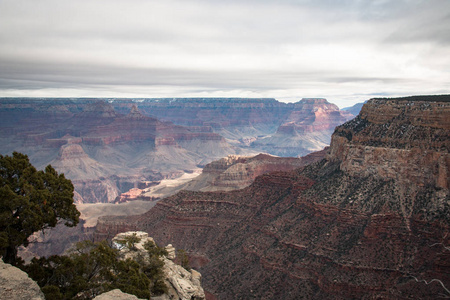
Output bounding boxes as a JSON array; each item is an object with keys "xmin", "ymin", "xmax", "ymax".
[
  {"xmin": 1, "ymin": 95, "xmax": 449, "ymax": 299},
  {"xmin": 0, "ymin": 97, "xmax": 352, "ymax": 204},
  {"xmin": 94, "ymin": 95, "xmax": 449, "ymax": 299}
]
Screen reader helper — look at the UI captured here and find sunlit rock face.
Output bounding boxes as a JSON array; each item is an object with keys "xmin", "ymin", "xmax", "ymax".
[{"xmin": 96, "ymin": 95, "xmax": 450, "ymax": 299}]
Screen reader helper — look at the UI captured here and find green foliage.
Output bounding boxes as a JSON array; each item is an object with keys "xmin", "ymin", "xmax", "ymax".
[
  {"xmin": 111, "ymin": 258, "xmax": 151, "ymax": 299},
  {"xmin": 144, "ymin": 240, "xmax": 168, "ymax": 257},
  {"xmin": 0, "ymin": 152, "xmax": 80, "ymax": 265},
  {"xmin": 41, "ymin": 285, "xmax": 63, "ymax": 300},
  {"xmin": 176, "ymin": 249, "xmax": 191, "ymax": 271},
  {"xmin": 22, "ymin": 239, "xmax": 168, "ymax": 299},
  {"xmin": 114, "ymin": 233, "xmax": 141, "ymax": 250}
]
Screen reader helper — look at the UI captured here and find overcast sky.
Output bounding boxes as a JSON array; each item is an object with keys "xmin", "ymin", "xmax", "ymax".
[{"xmin": 0, "ymin": 0, "xmax": 449, "ymax": 108}]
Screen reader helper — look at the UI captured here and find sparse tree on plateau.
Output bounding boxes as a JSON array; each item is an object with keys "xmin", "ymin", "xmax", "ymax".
[{"xmin": 0, "ymin": 152, "xmax": 80, "ymax": 265}]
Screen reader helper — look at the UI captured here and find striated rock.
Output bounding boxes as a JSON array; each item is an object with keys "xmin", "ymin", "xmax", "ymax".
[
  {"xmin": 198, "ymin": 151, "xmax": 327, "ymax": 191},
  {"xmin": 96, "ymin": 95, "xmax": 450, "ymax": 299},
  {"xmin": 110, "ymin": 97, "xmax": 353, "ymax": 157},
  {"xmin": 0, "ymin": 99, "xmax": 239, "ymax": 204},
  {"xmin": 0, "ymin": 97, "xmax": 352, "ymax": 205},
  {"xmin": 252, "ymin": 98, "xmax": 353, "ymax": 156},
  {"xmin": 331, "ymin": 96, "xmax": 450, "ymax": 190},
  {"xmin": 0, "ymin": 259, "xmax": 45, "ymax": 300}
]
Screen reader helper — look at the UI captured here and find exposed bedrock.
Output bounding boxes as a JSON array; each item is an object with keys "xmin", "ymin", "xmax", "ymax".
[{"xmin": 96, "ymin": 95, "xmax": 450, "ymax": 299}]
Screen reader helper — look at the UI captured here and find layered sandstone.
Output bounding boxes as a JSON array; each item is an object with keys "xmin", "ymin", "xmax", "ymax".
[
  {"xmin": 115, "ymin": 151, "xmax": 328, "ymax": 202},
  {"xmin": 110, "ymin": 98, "xmax": 353, "ymax": 157},
  {"xmin": 330, "ymin": 96, "xmax": 450, "ymax": 190},
  {"xmin": 0, "ymin": 97, "xmax": 353, "ymax": 203},
  {"xmin": 199, "ymin": 151, "xmax": 327, "ymax": 191},
  {"xmin": 0, "ymin": 100, "xmax": 238, "ymax": 203},
  {"xmin": 251, "ymin": 98, "xmax": 353, "ymax": 156},
  {"xmin": 96, "ymin": 95, "xmax": 450, "ymax": 299}
]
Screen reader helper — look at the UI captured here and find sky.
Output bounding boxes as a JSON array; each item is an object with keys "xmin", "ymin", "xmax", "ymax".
[{"xmin": 0, "ymin": 0, "xmax": 449, "ymax": 108}]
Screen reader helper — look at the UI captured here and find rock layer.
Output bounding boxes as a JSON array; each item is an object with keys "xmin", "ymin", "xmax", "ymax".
[
  {"xmin": 111, "ymin": 98, "xmax": 353, "ymax": 157},
  {"xmin": 96, "ymin": 95, "xmax": 450, "ymax": 299},
  {"xmin": 0, "ymin": 97, "xmax": 352, "ymax": 203},
  {"xmin": 0, "ymin": 100, "xmax": 237, "ymax": 203}
]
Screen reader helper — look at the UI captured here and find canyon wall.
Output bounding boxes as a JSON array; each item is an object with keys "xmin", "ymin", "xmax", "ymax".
[
  {"xmin": 0, "ymin": 97, "xmax": 352, "ymax": 203},
  {"xmin": 111, "ymin": 97, "xmax": 353, "ymax": 157},
  {"xmin": 0, "ymin": 100, "xmax": 238, "ymax": 203},
  {"xmin": 96, "ymin": 95, "xmax": 450, "ymax": 299}
]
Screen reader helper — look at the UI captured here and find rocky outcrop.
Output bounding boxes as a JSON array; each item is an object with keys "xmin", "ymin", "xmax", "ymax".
[
  {"xmin": 96, "ymin": 95, "xmax": 450, "ymax": 299},
  {"xmin": 108, "ymin": 151, "xmax": 328, "ymax": 204},
  {"xmin": 112, "ymin": 231, "xmax": 205, "ymax": 300},
  {"xmin": 0, "ymin": 259, "xmax": 45, "ymax": 300},
  {"xmin": 197, "ymin": 151, "xmax": 327, "ymax": 191},
  {"xmin": 93, "ymin": 289, "xmax": 142, "ymax": 300},
  {"xmin": 331, "ymin": 96, "xmax": 450, "ymax": 190}
]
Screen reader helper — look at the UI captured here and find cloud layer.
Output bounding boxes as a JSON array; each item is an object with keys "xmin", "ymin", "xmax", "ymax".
[{"xmin": 1, "ymin": 0, "xmax": 449, "ymax": 107}]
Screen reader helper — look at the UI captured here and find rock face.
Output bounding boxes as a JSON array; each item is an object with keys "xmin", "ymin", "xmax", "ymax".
[
  {"xmin": 112, "ymin": 151, "xmax": 328, "ymax": 203},
  {"xmin": 0, "ymin": 259, "xmax": 45, "ymax": 300},
  {"xmin": 252, "ymin": 99, "xmax": 353, "ymax": 156},
  {"xmin": 0, "ymin": 97, "xmax": 352, "ymax": 203},
  {"xmin": 96, "ymin": 95, "xmax": 450, "ymax": 299},
  {"xmin": 111, "ymin": 98, "xmax": 353, "ymax": 157},
  {"xmin": 112, "ymin": 231, "xmax": 205, "ymax": 300},
  {"xmin": 187, "ymin": 151, "xmax": 327, "ymax": 192},
  {"xmin": 0, "ymin": 99, "xmax": 237, "ymax": 203}
]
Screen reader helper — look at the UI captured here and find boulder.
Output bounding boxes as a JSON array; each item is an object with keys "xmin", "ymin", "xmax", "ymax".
[
  {"xmin": 0, "ymin": 259, "xmax": 45, "ymax": 300},
  {"xmin": 93, "ymin": 289, "xmax": 142, "ymax": 300}
]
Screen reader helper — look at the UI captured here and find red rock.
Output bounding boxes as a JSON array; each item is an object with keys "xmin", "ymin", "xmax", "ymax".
[{"xmin": 95, "ymin": 95, "xmax": 450, "ymax": 299}]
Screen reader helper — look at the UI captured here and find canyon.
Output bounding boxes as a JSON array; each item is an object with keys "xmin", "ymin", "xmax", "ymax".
[
  {"xmin": 95, "ymin": 95, "xmax": 450, "ymax": 299},
  {"xmin": 0, "ymin": 97, "xmax": 352, "ymax": 204}
]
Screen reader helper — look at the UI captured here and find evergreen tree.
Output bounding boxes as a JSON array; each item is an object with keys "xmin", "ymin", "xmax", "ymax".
[
  {"xmin": 0, "ymin": 152, "xmax": 80, "ymax": 265},
  {"xmin": 24, "ymin": 239, "xmax": 168, "ymax": 299}
]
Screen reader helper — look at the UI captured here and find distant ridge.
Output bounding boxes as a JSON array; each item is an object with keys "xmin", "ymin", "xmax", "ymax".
[{"xmin": 372, "ymin": 94, "xmax": 450, "ymax": 102}]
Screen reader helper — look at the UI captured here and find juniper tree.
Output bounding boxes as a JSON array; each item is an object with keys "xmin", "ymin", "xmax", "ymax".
[{"xmin": 0, "ymin": 152, "xmax": 80, "ymax": 265}]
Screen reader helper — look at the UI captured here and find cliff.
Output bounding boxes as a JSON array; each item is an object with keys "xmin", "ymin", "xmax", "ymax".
[
  {"xmin": 251, "ymin": 98, "xmax": 353, "ymax": 156},
  {"xmin": 95, "ymin": 95, "xmax": 450, "ymax": 299},
  {"xmin": 0, "ymin": 97, "xmax": 352, "ymax": 204},
  {"xmin": 110, "ymin": 150, "xmax": 328, "ymax": 206},
  {"xmin": 198, "ymin": 151, "xmax": 327, "ymax": 191},
  {"xmin": 110, "ymin": 98, "xmax": 353, "ymax": 157},
  {"xmin": 0, "ymin": 100, "xmax": 238, "ymax": 203}
]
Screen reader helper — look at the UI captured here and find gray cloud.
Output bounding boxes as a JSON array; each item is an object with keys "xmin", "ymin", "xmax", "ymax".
[{"xmin": 0, "ymin": 0, "xmax": 449, "ymax": 107}]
